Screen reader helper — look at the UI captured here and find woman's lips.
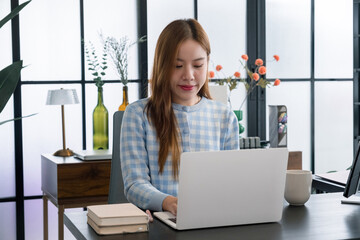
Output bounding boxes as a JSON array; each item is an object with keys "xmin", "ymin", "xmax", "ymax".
[{"xmin": 180, "ymin": 85, "xmax": 195, "ymax": 91}]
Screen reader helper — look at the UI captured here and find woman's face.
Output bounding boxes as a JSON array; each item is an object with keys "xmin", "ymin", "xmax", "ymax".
[{"xmin": 170, "ymin": 39, "xmax": 208, "ymax": 106}]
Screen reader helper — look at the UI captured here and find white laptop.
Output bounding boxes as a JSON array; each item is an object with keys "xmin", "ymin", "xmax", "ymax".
[
  {"xmin": 154, "ymin": 148, "xmax": 288, "ymax": 230},
  {"xmin": 73, "ymin": 149, "xmax": 112, "ymax": 161}
]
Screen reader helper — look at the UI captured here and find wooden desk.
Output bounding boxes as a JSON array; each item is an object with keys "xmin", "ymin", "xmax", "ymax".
[
  {"xmin": 41, "ymin": 154, "xmax": 111, "ymax": 240},
  {"xmin": 64, "ymin": 193, "xmax": 360, "ymax": 240}
]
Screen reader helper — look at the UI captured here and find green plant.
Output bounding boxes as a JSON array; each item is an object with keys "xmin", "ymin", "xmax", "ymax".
[
  {"xmin": 85, "ymin": 41, "xmax": 108, "ymax": 89},
  {"xmin": 0, "ymin": 0, "xmax": 33, "ymax": 125},
  {"xmin": 104, "ymin": 35, "xmax": 146, "ymax": 86}
]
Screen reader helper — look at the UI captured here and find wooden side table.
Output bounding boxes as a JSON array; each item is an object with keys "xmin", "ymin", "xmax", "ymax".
[{"xmin": 41, "ymin": 154, "xmax": 111, "ymax": 240}]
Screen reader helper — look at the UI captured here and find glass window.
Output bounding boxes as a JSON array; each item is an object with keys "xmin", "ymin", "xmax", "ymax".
[
  {"xmin": 315, "ymin": 81, "xmax": 353, "ymax": 173},
  {"xmin": 147, "ymin": 0, "xmax": 194, "ymax": 78},
  {"xmin": 314, "ymin": 0, "xmax": 353, "ymax": 79},
  {"xmin": 0, "ymin": 0, "xmax": 12, "ymax": 69},
  {"xmin": 84, "ymin": 0, "xmax": 139, "ymax": 81},
  {"xmin": 25, "ymin": 200, "xmax": 42, "ymax": 240},
  {"xmin": 0, "ymin": 96, "xmax": 15, "ymax": 198},
  {"xmin": 266, "ymin": 82, "xmax": 312, "ymax": 170},
  {"xmin": 198, "ymin": 0, "xmax": 247, "ymax": 112},
  {"xmin": 20, "ymin": 0, "xmax": 81, "ymax": 81},
  {"xmin": 22, "ymin": 84, "xmax": 83, "ymax": 196},
  {"xmin": 25, "ymin": 199, "xmax": 78, "ymax": 239},
  {"xmin": 266, "ymin": 0, "xmax": 311, "ymax": 79},
  {"xmin": 0, "ymin": 202, "xmax": 16, "ymax": 240},
  {"xmin": 198, "ymin": 0, "xmax": 246, "ymax": 76}
]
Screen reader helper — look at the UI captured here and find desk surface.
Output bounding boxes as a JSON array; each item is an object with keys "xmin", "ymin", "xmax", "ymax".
[{"xmin": 64, "ymin": 193, "xmax": 360, "ymax": 240}]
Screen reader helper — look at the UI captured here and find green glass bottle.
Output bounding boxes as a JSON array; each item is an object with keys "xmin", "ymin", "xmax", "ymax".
[{"xmin": 93, "ymin": 87, "xmax": 109, "ymax": 150}]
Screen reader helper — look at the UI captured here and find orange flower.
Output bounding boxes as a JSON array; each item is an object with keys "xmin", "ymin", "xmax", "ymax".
[
  {"xmin": 258, "ymin": 66, "xmax": 266, "ymax": 75},
  {"xmin": 216, "ymin": 65, "xmax": 222, "ymax": 71},
  {"xmin": 209, "ymin": 71, "xmax": 215, "ymax": 78},
  {"xmin": 253, "ymin": 73, "xmax": 260, "ymax": 81},
  {"xmin": 234, "ymin": 71, "xmax": 241, "ymax": 78},
  {"xmin": 255, "ymin": 59, "xmax": 263, "ymax": 66},
  {"xmin": 274, "ymin": 79, "xmax": 281, "ymax": 86},
  {"xmin": 241, "ymin": 54, "xmax": 249, "ymax": 61},
  {"xmin": 273, "ymin": 55, "xmax": 280, "ymax": 62}
]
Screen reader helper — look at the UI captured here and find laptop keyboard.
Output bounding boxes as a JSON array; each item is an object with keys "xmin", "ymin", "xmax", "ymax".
[{"xmin": 169, "ymin": 218, "xmax": 177, "ymax": 224}]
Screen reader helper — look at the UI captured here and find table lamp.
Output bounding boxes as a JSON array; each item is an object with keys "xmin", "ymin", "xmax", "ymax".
[{"xmin": 46, "ymin": 88, "xmax": 79, "ymax": 157}]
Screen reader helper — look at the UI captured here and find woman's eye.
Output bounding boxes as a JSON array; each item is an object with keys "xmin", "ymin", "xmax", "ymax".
[
  {"xmin": 176, "ymin": 65, "xmax": 183, "ymax": 68},
  {"xmin": 194, "ymin": 64, "xmax": 203, "ymax": 68}
]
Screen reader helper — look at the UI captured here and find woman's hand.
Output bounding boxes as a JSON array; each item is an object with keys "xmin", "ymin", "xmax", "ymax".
[{"xmin": 162, "ymin": 195, "xmax": 178, "ymax": 215}]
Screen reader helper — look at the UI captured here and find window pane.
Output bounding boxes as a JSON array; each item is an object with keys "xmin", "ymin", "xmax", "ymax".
[
  {"xmin": 0, "ymin": 97, "xmax": 15, "ymax": 198},
  {"xmin": 266, "ymin": 82, "xmax": 312, "ymax": 170},
  {"xmin": 25, "ymin": 199, "xmax": 78, "ymax": 239},
  {"xmin": 0, "ymin": 1, "xmax": 15, "ymax": 197},
  {"xmin": 25, "ymin": 199, "xmax": 43, "ymax": 240},
  {"xmin": 0, "ymin": 0, "xmax": 11, "ymax": 69},
  {"xmin": 315, "ymin": 0, "xmax": 353, "ymax": 79},
  {"xmin": 85, "ymin": 83, "xmax": 139, "ymax": 150},
  {"xmin": 0, "ymin": 202, "xmax": 16, "ymax": 240},
  {"xmin": 84, "ymin": 0, "xmax": 139, "ymax": 81},
  {"xmin": 198, "ymin": 0, "xmax": 246, "ymax": 79},
  {"xmin": 20, "ymin": 0, "xmax": 81, "ymax": 81},
  {"xmin": 315, "ymin": 81, "xmax": 353, "ymax": 173},
  {"xmin": 147, "ymin": 0, "xmax": 194, "ymax": 78},
  {"xmin": 198, "ymin": 0, "xmax": 247, "ymax": 112},
  {"xmin": 266, "ymin": 0, "xmax": 311, "ymax": 79},
  {"xmin": 22, "ymin": 85, "xmax": 83, "ymax": 196}
]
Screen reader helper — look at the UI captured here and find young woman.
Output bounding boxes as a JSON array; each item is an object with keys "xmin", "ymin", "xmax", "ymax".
[{"xmin": 120, "ymin": 19, "xmax": 239, "ymax": 217}]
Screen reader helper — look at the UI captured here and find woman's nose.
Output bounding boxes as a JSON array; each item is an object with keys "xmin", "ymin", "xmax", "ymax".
[{"xmin": 182, "ymin": 66, "xmax": 194, "ymax": 81}]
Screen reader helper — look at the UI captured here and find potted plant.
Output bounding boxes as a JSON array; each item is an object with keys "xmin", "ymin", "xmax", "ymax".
[
  {"xmin": 104, "ymin": 35, "xmax": 146, "ymax": 111},
  {"xmin": 209, "ymin": 54, "xmax": 281, "ymax": 135},
  {"xmin": 85, "ymin": 41, "xmax": 109, "ymax": 150}
]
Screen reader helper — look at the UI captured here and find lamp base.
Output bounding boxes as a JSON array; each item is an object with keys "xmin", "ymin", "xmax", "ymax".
[{"xmin": 53, "ymin": 148, "xmax": 74, "ymax": 157}]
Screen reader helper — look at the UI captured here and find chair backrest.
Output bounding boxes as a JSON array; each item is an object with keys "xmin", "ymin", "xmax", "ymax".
[
  {"xmin": 209, "ymin": 85, "xmax": 228, "ymax": 105},
  {"xmin": 108, "ymin": 111, "xmax": 128, "ymax": 204}
]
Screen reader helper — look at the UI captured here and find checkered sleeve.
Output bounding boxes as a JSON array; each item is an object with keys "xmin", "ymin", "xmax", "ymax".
[
  {"xmin": 224, "ymin": 110, "xmax": 240, "ymax": 150},
  {"xmin": 120, "ymin": 101, "xmax": 169, "ymax": 211}
]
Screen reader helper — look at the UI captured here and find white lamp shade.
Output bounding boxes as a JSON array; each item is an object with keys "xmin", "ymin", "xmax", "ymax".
[{"xmin": 46, "ymin": 89, "xmax": 79, "ymax": 105}]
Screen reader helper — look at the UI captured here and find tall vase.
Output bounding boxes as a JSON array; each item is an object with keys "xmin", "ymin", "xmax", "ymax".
[
  {"xmin": 118, "ymin": 85, "xmax": 129, "ymax": 111},
  {"xmin": 233, "ymin": 110, "xmax": 245, "ymax": 136},
  {"xmin": 93, "ymin": 87, "xmax": 109, "ymax": 150}
]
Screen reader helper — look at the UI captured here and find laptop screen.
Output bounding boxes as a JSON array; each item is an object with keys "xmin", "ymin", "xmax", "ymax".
[{"xmin": 343, "ymin": 143, "xmax": 360, "ymax": 198}]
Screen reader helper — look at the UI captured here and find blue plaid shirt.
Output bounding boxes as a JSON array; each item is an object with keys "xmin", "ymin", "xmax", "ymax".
[{"xmin": 120, "ymin": 97, "xmax": 239, "ymax": 211}]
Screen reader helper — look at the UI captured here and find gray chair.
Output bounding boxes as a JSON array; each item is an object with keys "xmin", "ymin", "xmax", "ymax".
[{"xmin": 108, "ymin": 111, "xmax": 128, "ymax": 204}]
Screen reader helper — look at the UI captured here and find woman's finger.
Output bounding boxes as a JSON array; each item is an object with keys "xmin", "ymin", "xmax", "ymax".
[{"xmin": 146, "ymin": 209, "xmax": 154, "ymax": 222}]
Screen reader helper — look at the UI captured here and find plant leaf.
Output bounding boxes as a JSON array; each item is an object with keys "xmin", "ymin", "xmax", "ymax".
[
  {"xmin": 245, "ymin": 82, "xmax": 250, "ymax": 91},
  {"xmin": 0, "ymin": 113, "xmax": 37, "ymax": 126},
  {"xmin": 0, "ymin": 60, "xmax": 23, "ymax": 113},
  {"xmin": 0, "ymin": 0, "xmax": 31, "ymax": 29},
  {"xmin": 258, "ymin": 78, "xmax": 270, "ymax": 88}
]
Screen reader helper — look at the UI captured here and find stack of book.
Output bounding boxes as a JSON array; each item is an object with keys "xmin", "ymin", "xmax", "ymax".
[{"xmin": 87, "ymin": 203, "xmax": 149, "ymax": 235}]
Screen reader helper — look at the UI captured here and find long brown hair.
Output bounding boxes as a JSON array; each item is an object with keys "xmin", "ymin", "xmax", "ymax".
[{"xmin": 145, "ymin": 19, "xmax": 212, "ymax": 178}]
